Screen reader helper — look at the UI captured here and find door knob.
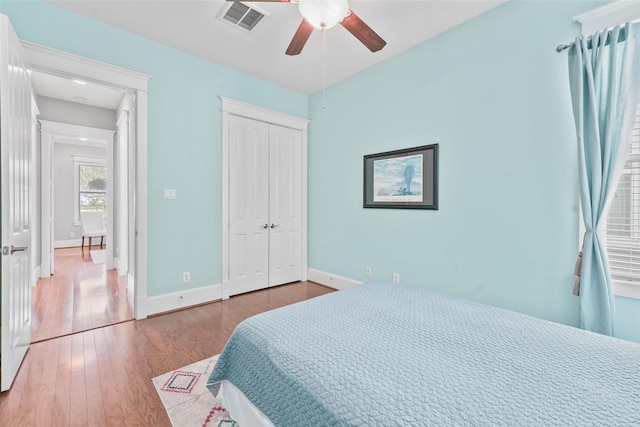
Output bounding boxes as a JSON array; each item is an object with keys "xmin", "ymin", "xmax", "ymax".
[
  {"xmin": 270, "ymin": 224, "xmax": 280, "ymax": 229},
  {"xmin": 262, "ymin": 224, "xmax": 269, "ymax": 229}
]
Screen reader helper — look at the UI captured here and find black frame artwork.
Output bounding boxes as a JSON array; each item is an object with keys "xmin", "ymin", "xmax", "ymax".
[{"xmin": 363, "ymin": 144, "xmax": 438, "ymax": 209}]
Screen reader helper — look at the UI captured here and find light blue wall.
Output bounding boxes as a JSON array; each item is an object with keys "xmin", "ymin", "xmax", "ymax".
[
  {"xmin": 4, "ymin": 1, "xmax": 638, "ymax": 341},
  {"xmin": 2, "ymin": 1, "xmax": 308, "ymax": 297},
  {"xmin": 308, "ymin": 0, "xmax": 639, "ymax": 341}
]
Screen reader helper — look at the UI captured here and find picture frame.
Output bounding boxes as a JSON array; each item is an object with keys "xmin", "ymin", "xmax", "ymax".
[{"xmin": 363, "ymin": 144, "xmax": 438, "ymax": 209}]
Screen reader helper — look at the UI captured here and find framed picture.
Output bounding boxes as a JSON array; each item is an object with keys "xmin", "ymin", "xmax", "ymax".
[{"xmin": 363, "ymin": 144, "xmax": 438, "ymax": 209}]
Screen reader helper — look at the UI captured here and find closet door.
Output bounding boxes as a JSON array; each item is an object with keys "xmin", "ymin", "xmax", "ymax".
[
  {"xmin": 269, "ymin": 124, "xmax": 303, "ymax": 286},
  {"xmin": 228, "ymin": 115, "xmax": 270, "ymax": 295}
]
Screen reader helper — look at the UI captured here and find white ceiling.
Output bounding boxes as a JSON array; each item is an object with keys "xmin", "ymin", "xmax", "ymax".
[
  {"xmin": 30, "ymin": 69, "xmax": 126, "ymax": 110},
  {"xmin": 44, "ymin": 0, "xmax": 507, "ymax": 96}
]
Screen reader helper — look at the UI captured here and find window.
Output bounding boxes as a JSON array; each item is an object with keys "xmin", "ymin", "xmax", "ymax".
[
  {"xmin": 73, "ymin": 156, "xmax": 106, "ymax": 225},
  {"xmin": 80, "ymin": 164, "xmax": 107, "ymax": 212},
  {"xmin": 605, "ymin": 108, "xmax": 640, "ymax": 295}
]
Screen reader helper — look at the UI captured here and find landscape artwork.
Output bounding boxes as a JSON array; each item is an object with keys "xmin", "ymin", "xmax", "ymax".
[
  {"xmin": 363, "ymin": 144, "xmax": 438, "ymax": 209},
  {"xmin": 373, "ymin": 154, "xmax": 423, "ymax": 202}
]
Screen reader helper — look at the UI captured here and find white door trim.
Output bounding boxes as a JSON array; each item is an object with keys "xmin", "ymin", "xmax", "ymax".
[
  {"xmin": 220, "ymin": 97, "xmax": 309, "ymax": 299},
  {"xmin": 116, "ymin": 111, "xmax": 129, "ymax": 277},
  {"xmin": 22, "ymin": 41, "xmax": 151, "ymax": 91},
  {"xmin": 31, "ymin": 97, "xmax": 40, "ymax": 286},
  {"xmin": 23, "ymin": 41, "xmax": 150, "ymax": 319}
]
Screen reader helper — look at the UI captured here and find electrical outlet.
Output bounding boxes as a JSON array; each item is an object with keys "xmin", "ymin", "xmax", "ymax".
[
  {"xmin": 182, "ymin": 271, "xmax": 191, "ymax": 283},
  {"xmin": 164, "ymin": 188, "xmax": 176, "ymax": 200},
  {"xmin": 392, "ymin": 273, "xmax": 400, "ymax": 283},
  {"xmin": 69, "ymin": 231, "xmax": 75, "ymax": 238},
  {"xmin": 365, "ymin": 267, "xmax": 372, "ymax": 278}
]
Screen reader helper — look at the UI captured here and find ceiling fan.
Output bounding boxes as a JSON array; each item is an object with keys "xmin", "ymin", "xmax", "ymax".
[{"xmin": 229, "ymin": 0, "xmax": 386, "ymax": 56}]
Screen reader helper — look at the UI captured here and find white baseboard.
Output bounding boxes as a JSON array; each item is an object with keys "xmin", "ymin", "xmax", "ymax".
[
  {"xmin": 40, "ymin": 261, "xmax": 51, "ymax": 278},
  {"xmin": 54, "ymin": 239, "xmax": 82, "ymax": 248},
  {"xmin": 115, "ymin": 257, "xmax": 128, "ymax": 277},
  {"xmin": 307, "ymin": 268, "xmax": 361, "ymax": 290},
  {"xmin": 136, "ymin": 283, "xmax": 223, "ymax": 319},
  {"xmin": 32, "ymin": 265, "xmax": 41, "ymax": 286}
]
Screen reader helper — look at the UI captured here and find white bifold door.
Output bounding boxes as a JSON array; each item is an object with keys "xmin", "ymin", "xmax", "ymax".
[
  {"xmin": 228, "ymin": 115, "xmax": 303, "ymax": 296},
  {"xmin": 1, "ymin": 14, "xmax": 33, "ymax": 392}
]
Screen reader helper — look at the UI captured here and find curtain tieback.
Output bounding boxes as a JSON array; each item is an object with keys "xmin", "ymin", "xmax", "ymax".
[{"xmin": 573, "ymin": 241, "xmax": 585, "ymax": 296}]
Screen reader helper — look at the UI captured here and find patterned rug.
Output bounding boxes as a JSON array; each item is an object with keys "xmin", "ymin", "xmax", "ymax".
[{"xmin": 153, "ymin": 355, "xmax": 239, "ymax": 426}]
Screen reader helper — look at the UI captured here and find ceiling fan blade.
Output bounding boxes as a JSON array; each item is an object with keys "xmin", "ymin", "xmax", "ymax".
[
  {"xmin": 340, "ymin": 10, "xmax": 386, "ymax": 53},
  {"xmin": 286, "ymin": 19, "xmax": 314, "ymax": 56}
]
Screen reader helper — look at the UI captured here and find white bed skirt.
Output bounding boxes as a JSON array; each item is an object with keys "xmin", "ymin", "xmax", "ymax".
[{"xmin": 217, "ymin": 380, "xmax": 275, "ymax": 427}]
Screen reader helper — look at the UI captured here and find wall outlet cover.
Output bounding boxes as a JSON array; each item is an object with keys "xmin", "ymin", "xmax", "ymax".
[{"xmin": 164, "ymin": 188, "xmax": 176, "ymax": 199}]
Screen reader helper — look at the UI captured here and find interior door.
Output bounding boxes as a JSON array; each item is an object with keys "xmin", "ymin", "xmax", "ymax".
[
  {"xmin": 228, "ymin": 115, "xmax": 270, "ymax": 295},
  {"xmin": 268, "ymin": 124, "xmax": 303, "ymax": 286},
  {"xmin": 0, "ymin": 14, "xmax": 33, "ymax": 392}
]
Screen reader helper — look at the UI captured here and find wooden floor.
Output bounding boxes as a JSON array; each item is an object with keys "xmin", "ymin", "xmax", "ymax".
[
  {"xmin": 0, "ymin": 281, "xmax": 334, "ymax": 426},
  {"xmin": 31, "ymin": 247, "xmax": 133, "ymax": 343}
]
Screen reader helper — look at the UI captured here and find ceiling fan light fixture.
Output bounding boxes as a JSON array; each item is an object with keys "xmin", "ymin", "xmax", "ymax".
[{"xmin": 298, "ymin": 0, "xmax": 349, "ymax": 30}]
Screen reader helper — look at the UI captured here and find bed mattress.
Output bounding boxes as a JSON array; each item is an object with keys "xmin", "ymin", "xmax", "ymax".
[{"xmin": 207, "ymin": 281, "xmax": 640, "ymax": 425}]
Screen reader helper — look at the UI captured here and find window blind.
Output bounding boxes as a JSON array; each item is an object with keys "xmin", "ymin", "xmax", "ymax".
[{"xmin": 606, "ymin": 107, "xmax": 640, "ymax": 285}]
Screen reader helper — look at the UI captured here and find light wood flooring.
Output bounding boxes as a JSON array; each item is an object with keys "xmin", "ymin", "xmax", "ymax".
[
  {"xmin": 0, "ymin": 280, "xmax": 334, "ymax": 426},
  {"xmin": 31, "ymin": 247, "xmax": 133, "ymax": 343}
]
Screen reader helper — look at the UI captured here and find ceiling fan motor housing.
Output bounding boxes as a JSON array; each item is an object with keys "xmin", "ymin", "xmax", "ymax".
[{"xmin": 298, "ymin": 0, "xmax": 349, "ymax": 29}]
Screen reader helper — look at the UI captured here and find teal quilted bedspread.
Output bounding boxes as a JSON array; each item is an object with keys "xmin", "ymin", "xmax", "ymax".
[{"xmin": 207, "ymin": 281, "xmax": 640, "ymax": 426}]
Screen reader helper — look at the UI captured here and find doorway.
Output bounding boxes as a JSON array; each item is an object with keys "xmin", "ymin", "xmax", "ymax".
[
  {"xmin": 36, "ymin": 117, "xmax": 130, "ymax": 342},
  {"xmin": 22, "ymin": 40, "xmax": 150, "ymax": 338},
  {"xmin": 32, "ymin": 76, "xmax": 134, "ymax": 342}
]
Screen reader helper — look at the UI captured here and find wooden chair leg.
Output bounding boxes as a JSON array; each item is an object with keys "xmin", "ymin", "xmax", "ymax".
[
  {"xmin": 100, "ymin": 236, "xmax": 104, "ymax": 248},
  {"xmin": 82, "ymin": 236, "xmax": 85, "ymax": 248},
  {"xmin": 89, "ymin": 237, "xmax": 92, "ymax": 248}
]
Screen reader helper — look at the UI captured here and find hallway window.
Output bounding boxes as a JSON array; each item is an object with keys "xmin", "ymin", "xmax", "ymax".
[
  {"xmin": 73, "ymin": 155, "xmax": 106, "ymax": 224},
  {"xmin": 79, "ymin": 164, "xmax": 107, "ymax": 213}
]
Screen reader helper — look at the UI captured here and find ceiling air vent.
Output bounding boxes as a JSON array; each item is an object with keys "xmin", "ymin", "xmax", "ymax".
[{"xmin": 218, "ymin": 2, "xmax": 269, "ymax": 32}]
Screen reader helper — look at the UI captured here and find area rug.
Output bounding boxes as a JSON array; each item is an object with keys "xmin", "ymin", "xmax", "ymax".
[
  {"xmin": 153, "ymin": 355, "xmax": 238, "ymax": 426},
  {"xmin": 89, "ymin": 249, "xmax": 105, "ymax": 264}
]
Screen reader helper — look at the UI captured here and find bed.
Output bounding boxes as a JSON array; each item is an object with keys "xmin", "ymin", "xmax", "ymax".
[{"xmin": 206, "ymin": 281, "xmax": 640, "ymax": 426}]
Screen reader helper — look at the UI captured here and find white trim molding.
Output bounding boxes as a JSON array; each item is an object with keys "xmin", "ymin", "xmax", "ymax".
[
  {"xmin": 137, "ymin": 283, "xmax": 222, "ymax": 318},
  {"xmin": 22, "ymin": 41, "xmax": 151, "ymax": 92},
  {"xmin": 307, "ymin": 268, "xmax": 362, "ymax": 290},
  {"xmin": 575, "ymin": 0, "xmax": 640, "ymax": 35},
  {"xmin": 613, "ymin": 282, "xmax": 640, "ymax": 300},
  {"xmin": 39, "ymin": 120, "xmax": 114, "ymax": 141},
  {"xmin": 220, "ymin": 97, "xmax": 309, "ymax": 131},
  {"xmin": 54, "ymin": 239, "xmax": 82, "ymax": 248},
  {"xmin": 30, "ymin": 95, "xmax": 40, "ymax": 287}
]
